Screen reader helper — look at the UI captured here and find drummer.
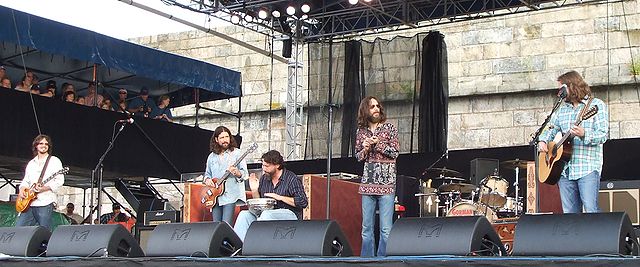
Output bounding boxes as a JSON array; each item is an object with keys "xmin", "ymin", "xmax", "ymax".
[{"xmin": 233, "ymin": 150, "xmax": 308, "ymax": 241}]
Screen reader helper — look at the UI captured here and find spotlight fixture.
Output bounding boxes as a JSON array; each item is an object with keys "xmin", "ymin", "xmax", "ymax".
[
  {"xmin": 244, "ymin": 14, "xmax": 254, "ymax": 22},
  {"xmin": 286, "ymin": 5, "xmax": 296, "ymax": 16},
  {"xmin": 301, "ymin": 3, "xmax": 311, "ymax": 13},
  {"xmin": 272, "ymin": 10, "xmax": 281, "ymax": 18},
  {"xmin": 363, "ymin": 0, "xmax": 372, "ymax": 2},
  {"xmin": 258, "ymin": 9, "xmax": 268, "ymax": 19},
  {"xmin": 348, "ymin": 0, "xmax": 358, "ymax": 5},
  {"xmin": 301, "ymin": 14, "xmax": 308, "ymax": 20},
  {"xmin": 230, "ymin": 14, "xmax": 241, "ymax": 24}
]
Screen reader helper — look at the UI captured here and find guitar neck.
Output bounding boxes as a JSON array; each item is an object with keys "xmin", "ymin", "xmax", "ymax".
[{"xmin": 214, "ymin": 145, "xmax": 256, "ymax": 186}]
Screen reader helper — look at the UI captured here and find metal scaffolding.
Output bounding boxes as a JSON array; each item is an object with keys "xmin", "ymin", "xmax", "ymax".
[{"xmin": 285, "ymin": 39, "xmax": 304, "ymax": 160}]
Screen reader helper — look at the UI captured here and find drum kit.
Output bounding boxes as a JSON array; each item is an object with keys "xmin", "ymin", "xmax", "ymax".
[{"xmin": 416, "ymin": 160, "xmax": 530, "ymax": 222}]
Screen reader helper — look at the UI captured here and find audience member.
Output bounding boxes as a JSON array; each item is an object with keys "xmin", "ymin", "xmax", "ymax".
[
  {"xmin": 0, "ymin": 65, "xmax": 6, "ymax": 79},
  {"xmin": 128, "ymin": 87, "xmax": 156, "ymax": 117},
  {"xmin": 84, "ymin": 82, "xmax": 103, "ymax": 107},
  {"xmin": 41, "ymin": 80, "xmax": 57, "ymax": 98},
  {"xmin": 150, "ymin": 95, "xmax": 173, "ymax": 122},
  {"xmin": 62, "ymin": 203, "xmax": 83, "ymax": 225},
  {"xmin": 76, "ymin": 96, "xmax": 86, "ymax": 105},
  {"xmin": 15, "ymin": 71, "xmax": 35, "ymax": 92},
  {"xmin": 114, "ymin": 89, "xmax": 129, "ymax": 112},
  {"xmin": 62, "ymin": 83, "xmax": 76, "ymax": 94},
  {"xmin": 1, "ymin": 77, "xmax": 10, "ymax": 89},
  {"xmin": 100, "ymin": 99, "xmax": 114, "ymax": 111},
  {"xmin": 62, "ymin": 91, "xmax": 76, "ymax": 102}
]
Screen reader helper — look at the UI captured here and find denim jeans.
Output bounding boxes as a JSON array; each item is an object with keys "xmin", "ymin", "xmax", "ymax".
[
  {"xmin": 212, "ymin": 203, "xmax": 236, "ymax": 224},
  {"xmin": 233, "ymin": 209, "xmax": 298, "ymax": 241},
  {"xmin": 361, "ymin": 194, "xmax": 394, "ymax": 257},
  {"xmin": 557, "ymin": 171, "xmax": 600, "ymax": 213},
  {"xmin": 16, "ymin": 203, "xmax": 54, "ymax": 231}
]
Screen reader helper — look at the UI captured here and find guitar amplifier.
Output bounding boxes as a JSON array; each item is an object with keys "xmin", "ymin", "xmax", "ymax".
[
  {"xmin": 144, "ymin": 210, "xmax": 181, "ymax": 226},
  {"xmin": 599, "ymin": 180, "xmax": 640, "ymax": 225}
]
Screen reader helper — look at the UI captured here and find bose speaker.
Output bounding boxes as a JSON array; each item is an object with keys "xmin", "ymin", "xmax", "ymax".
[
  {"xmin": 46, "ymin": 224, "xmax": 144, "ymax": 257},
  {"xmin": 0, "ymin": 226, "xmax": 51, "ymax": 257},
  {"xmin": 145, "ymin": 222, "xmax": 242, "ymax": 257},
  {"xmin": 386, "ymin": 216, "xmax": 506, "ymax": 256},
  {"xmin": 242, "ymin": 220, "xmax": 352, "ymax": 256},
  {"xmin": 470, "ymin": 158, "xmax": 499, "ymax": 186},
  {"xmin": 512, "ymin": 212, "xmax": 638, "ymax": 256}
]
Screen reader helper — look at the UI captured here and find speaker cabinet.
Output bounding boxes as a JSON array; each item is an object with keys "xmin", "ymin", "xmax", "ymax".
[
  {"xmin": 599, "ymin": 183, "xmax": 640, "ymax": 225},
  {"xmin": 470, "ymin": 158, "xmax": 499, "ymax": 185},
  {"xmin": 512, "ymin": 212, "xmax": 638, "ymax": 256},
  {"xmin": 145, "ymin": 222, "xmax": 242, "ymax": 257},
  {"xmin": 386, "ymin": 216, "xmax": 506, "ymax": 256},
  {"xmin": 135, "ymin": 225, "xmax": 155, "ymax": 251},
  {"xmin": 46, "ymin": 224, "xmax": 144, "ymax": 257},
  {"xmin": 0, "ymin": 226, "xmax": 50, "ymax": 257},
  {"xmin": 242, "ymin": 220, "xmax": 353, "ymax": 256}
]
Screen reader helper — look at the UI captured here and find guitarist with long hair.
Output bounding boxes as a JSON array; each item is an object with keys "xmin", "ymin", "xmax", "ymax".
[
  {"xmin": 203, "ymin": 126, "xmax": 248, "ymax": 224},
  {"xmin": 538, "ymin": 70, "xmax": 609, "ymax": 213},
  {"xmin": 16, "ymin": 134, "xmax": 65, "ymax": 230}
]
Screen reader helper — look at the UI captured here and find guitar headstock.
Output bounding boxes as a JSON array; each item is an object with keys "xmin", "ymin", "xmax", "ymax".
[
  {"xmin": 57, "ymin": 167, "xmax": 70, "ymax": 176},
  {"xmin": 582, "ymin": 106, "xmax": 598, "ymax": 121},
  {"xmin": 247, "ymin": 142, "xmax": 258, "ymax": 153}
]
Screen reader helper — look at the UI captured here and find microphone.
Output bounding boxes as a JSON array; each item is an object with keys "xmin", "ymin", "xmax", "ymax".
[
  {"xmin": 117, "ymin": 118, "xmax": 134, "ymax": 124},
  {"xmin": 558, "ymin": 84, "xmax": 568, "ymax": 98}
]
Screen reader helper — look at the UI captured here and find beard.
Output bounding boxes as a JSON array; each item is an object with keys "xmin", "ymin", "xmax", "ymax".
[{"xmin": 368, "ymin": 113, "xmax": 382, "ymax": 123}]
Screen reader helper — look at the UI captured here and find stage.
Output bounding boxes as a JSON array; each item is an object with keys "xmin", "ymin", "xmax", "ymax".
[{"xmin": 1, "ymin": 255, "xmax": 640, "ymax": 267}]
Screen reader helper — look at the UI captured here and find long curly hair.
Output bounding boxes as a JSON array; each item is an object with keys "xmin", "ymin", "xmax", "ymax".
[
  {"xmin": 357, "ymin": 96, "xmax": 386, "ymax": 128},
  {"xmin": 210, "ymin": 126, "xmax": 237, "ymax": 154},
  {"xmin": 557, "ymin": 70, "xmax": 591, "ymax": 102}
]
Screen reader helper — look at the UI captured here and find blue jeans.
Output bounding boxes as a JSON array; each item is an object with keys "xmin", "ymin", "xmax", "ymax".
[
  {"xmin": 361, "ymin": 194, "xmax": 394, "ymax": 257},
  {"xmin": 212, "ymin": 203, "xmax": 236, "ymax": 224},
  {"xmin": 557, "ymin": 171, "xmax": 600, "ymax": 213},
  {"xmin": 233, "ymin": 209, "xmax": 298, "ymax": 241},
  {"xmin": 15, "ymin": 203, "xmax": 54, "ymax": 231}
]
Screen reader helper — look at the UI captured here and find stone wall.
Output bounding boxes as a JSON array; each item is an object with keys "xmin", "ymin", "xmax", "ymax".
[{"xmin": 20, "ymin": 0, "xmax": 640, "ymax": 220}]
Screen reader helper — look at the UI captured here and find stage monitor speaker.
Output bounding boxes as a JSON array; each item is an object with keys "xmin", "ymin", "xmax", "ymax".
[
  {"xmin": 282, "ymin": 39, "xmax": 292, "ymax": 58},
  {"xmin": 470, "ymin": 158, "xmax": 499, "ymax": 186},
  {"xmin": 242, "ymin": 220, "xmax": 353, "ymax": 256},
  {"xmin": 386, "ymin": 216, "xmax": 506, "ymax": 256},
  {"xmin": 512, "ymin": 212, "xmax": 638, "ymax": 256},
  {"xmin": 145, "ymin": 222, "xmax": 242, "ymax": 257},
  {"xmin": 0, "ymin": 226, "xmax": 50, "ymax": 257},
  {"xmin": 46, "ymin": 224, "xmax": 144, "ymax": 257}
]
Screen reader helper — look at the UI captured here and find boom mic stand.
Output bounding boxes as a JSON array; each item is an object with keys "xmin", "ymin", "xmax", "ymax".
[
  {"xmin": 89, "ymin": 119, "xmax": 132, "ymax": 224},
  {"xmin": 529, "ymin": 91, "xmax": 566, "ymax": 212}
]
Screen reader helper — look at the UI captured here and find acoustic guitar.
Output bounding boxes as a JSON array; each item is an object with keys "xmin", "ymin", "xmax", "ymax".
[
  {"xmin": 538, "ymin": 106, "xmax": 598, "ymax": 185},
  {"xmin": 200, "ymin": 143, "xmax": 258, "ymax": 210},
  {"xmin": 15, "ymin": 167, "xmax": 69, "ymax": 213}
]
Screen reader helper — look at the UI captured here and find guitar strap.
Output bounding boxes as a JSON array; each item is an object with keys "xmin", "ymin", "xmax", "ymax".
[
  {"xmin": 37, "ymin": 155, "xmax": 52, "ymax": 184},
  {"xmin": 577, "ymin": 96, "xmax": 594, "ymax": 122}
]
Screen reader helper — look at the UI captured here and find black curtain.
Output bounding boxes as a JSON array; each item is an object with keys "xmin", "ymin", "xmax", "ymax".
[
  {"xmin": 341, "ymin": 40, "xmax": 363, "ymax": 157},
  {"xmin": 418, "ymin": 31, "xmax": 448, "ymax": 153}
]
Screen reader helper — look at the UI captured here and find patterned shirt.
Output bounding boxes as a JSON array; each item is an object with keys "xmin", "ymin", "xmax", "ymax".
[
  {"xmin": 258, "ymin": 169, "xmax": 308, "ymax": 220},
  {"xmin": 540, "ymin": 97, "xmax": 609, "ymax": 180},
  {"xmin": 355, "ymin": 122, "xmax": 400, "ymax": 195}
]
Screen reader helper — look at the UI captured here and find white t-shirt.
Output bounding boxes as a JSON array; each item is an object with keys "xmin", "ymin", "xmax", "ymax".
[{"xmin": 19, "ymin": 155, "xmax": 65, "ymax": 207}]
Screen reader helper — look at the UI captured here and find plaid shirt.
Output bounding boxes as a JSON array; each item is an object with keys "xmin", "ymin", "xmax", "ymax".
[
  {"xmin": 258, "ymin": 169, "xmax": 308, "ymax": 220},
  {"xmin": 540, "ymin": 97, "xmax": 609, "ymax": 180},
  {"xmin": 355, "ymin": 122, "xmax": 400, "ymax": 195}
]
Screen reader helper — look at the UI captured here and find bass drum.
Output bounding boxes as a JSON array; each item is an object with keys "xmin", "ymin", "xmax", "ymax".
[{"xmin": 446, "ymin": 202, "xmax": 497, "ymax": 223}]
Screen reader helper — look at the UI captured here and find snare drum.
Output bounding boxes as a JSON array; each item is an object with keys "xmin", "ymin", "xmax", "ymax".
[
  {"xmin": 246, "ymin": 198, "xmax": 276, "ymax": 217},
  {"xmin": 480, "ymin": 175, "xmax": 508, "ymax": 208},
  {"xmin": 499, "ymin": 197, "xmax": 522, "ymax": 213},
  {"xmin": 446, "ymin": 201, "xmax": 497, "ymax": 222}
]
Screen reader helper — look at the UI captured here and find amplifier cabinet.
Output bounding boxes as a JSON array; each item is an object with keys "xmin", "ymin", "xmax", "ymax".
[
  {"xmin": 598, "ymin": 188, "xmax": 639, "ymax": 225},
  {"xmin": 144, "ymin": 210, "xmax": 180, "ymax": 226}
]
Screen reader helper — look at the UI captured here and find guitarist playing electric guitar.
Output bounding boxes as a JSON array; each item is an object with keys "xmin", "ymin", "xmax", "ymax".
[
  {"xmin": 16, "ymin": 134, "xmax": 65, "ymax": 231},
  {"xmin": 202, "ymin": 126, "xmax": 251, "ymax": 224},
  {"xmin": 538, "ymin": 71, "xmax": 609, "ymax": 214}
]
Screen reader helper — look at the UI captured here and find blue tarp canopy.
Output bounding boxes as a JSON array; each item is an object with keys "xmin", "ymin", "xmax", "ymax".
[{"xmin": 0, "ymin": 6, "xmax": 241, "ymax": 106}]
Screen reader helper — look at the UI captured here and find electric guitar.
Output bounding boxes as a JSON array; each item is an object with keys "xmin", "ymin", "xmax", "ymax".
[
  {"xmin": 200, "ymin": 143, "xmax": 258, "ymax": 210},
  {"xmin": 538, "ymin": 106, "xmax": 598, "ymax": 185},
  {"xmin": 15, "ymin": 167, "xmax": 69, "ymax": 213}
]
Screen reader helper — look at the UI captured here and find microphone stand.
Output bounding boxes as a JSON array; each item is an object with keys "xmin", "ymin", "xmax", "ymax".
[
  {"xmin": 421, "ymin": 149, "xmax": 448, "ymax": 177},
  {"xmin": 528, "ymin": 95, "xmax": 565, "ymax": 213},
  {"xmin": 90, "ymin": 121, "xmax": 130, "ymax": 224}
]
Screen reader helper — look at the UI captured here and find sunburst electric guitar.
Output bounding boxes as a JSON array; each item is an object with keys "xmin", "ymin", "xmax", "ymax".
[
  {"xmin": 200, "ymin": 143, "xmax": 258, "ymax": 210},
  {"xmin": 538, "ymin": 106, "xmax": 598, "ymax": 185},
  {"xmin": 15, "ymin": 167, "xmax": 69, "ymax": 213}
]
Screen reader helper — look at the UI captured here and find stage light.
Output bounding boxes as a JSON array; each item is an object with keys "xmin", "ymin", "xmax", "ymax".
[
  {"xmin": 301, "ymin": 3, "xmax": 311, "ymax": 13},
  {"xmin": 363, "ymin": 0, "xmax": 372, "ymax": 2},
  {"xmin": 348, "ymin": 0, "xmax": 358, "ymax": 5},
  {"xmin": 258, "ymin": 9, "xmax": 268, "ymax": 19},
  {"xmin": 230, "ymin": 14, "xmax": 241, "ymax": 24},
  {"xmin": 272, "ymin": 10, "xmax": 281, "ymax": 18},
  {"xmin": 244, "ymin": 14, "xmax": 254, "ymax": 22},
  {"xmin": 301, "ymin": 14, "xmax": 308, "ymax": 20},
  {"xmin": 286, "ymin": 6, "xmax": 296, "ymax": 16}
]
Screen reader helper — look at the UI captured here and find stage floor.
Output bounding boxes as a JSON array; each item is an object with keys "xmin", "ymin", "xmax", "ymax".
[{"xmin": 2, "ymin": 255, "xmax": 640, "ymax": 267}]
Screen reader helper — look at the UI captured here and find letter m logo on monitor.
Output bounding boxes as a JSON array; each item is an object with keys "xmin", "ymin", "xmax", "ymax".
[
  {"xmin": 0, "ymin": 232, "xmax": 15, "ymax": 243},
  {"xmin": 273, "ymin": 226, "xmax": 296, "ymax": 240},
  {"xmin": 70, "ymin": 230, "xmax": 90, "ymax": 242},
  {"xmin": 418, "ymin": 223, "xmax": 443, "ymax": 238},
  {"xmin": 171, "ymin": 228, "xmax": 191, "ymax": 241}
]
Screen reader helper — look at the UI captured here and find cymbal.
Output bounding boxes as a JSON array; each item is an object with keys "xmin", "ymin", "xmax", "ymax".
[
  {"xmin": 501, "ymin": 159, "xmax": 532, "ymax": 169},
  {"xmin": 438, "ymin": 183, "xmax": 477, "ymax": 194},
  {"xmin": 421, "ymin": 167, "xmax": 462, "ymax": 178},
  {"xmin": 433, "ymin": 176, "xmax": 466, "ymax": 181}
]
